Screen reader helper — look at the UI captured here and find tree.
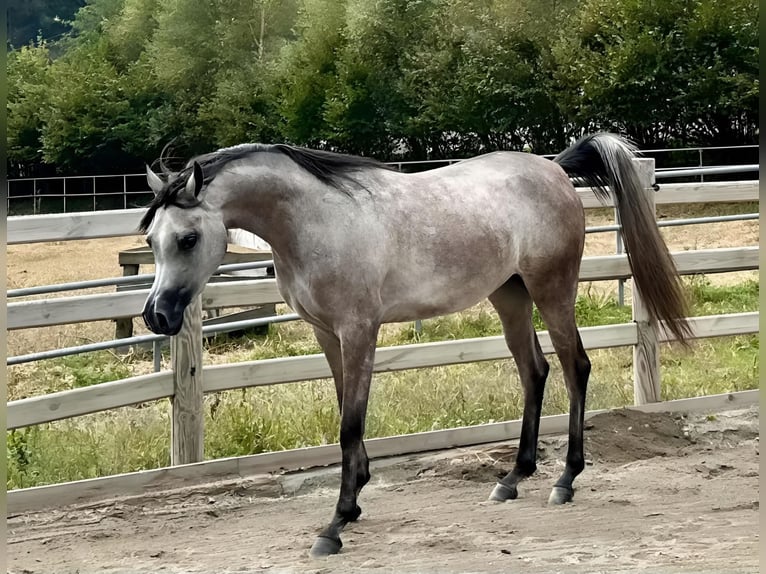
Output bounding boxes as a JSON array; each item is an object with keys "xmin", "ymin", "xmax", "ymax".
[
  {"xmin": 7, "ymin": 44, "xmax": 52, "ymax": 171},
  {"xmin": 6, "ymin": 0, "xmax": 758, "ymax": 175},
  {"xmin": 400, "ymin": 0, "xmax": 576, "ymax": 157},
  {"xmin": 39, "ymin": 38, "xmax": 142, "ymax": 172},
  {"xmin": 275, "ymin": 0, "xmax": 348, "ymax": 147},
  {"xmin": 195, "ymin": 0, "xmax": 298, "ymax": 146},
  {"xmin": 551, "ymin": 0, "xmax": 759, "ymax": 147},
  {"xmin": 318, "ymin": 0, "xmax": 442, "ymax": 157}
]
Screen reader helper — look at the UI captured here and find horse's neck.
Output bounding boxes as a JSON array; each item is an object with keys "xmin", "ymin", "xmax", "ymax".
[{"xmin": 212, "ymin": 164, "xmax": 322, "ymax": 255}]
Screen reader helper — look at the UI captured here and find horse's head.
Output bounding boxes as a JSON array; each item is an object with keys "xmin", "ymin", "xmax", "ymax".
[{"xmin": 141, "ymin": 162, "xmax": 228, "ymax": 336}]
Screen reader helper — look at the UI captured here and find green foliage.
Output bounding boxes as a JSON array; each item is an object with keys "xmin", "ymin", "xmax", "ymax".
[
  {"xmin": 686, "ymin": 276, "xmax": 759, "ymax": 315},
  {"xmin": 7, "ymin": 44, "xmax": 53, "ymax": 165},
  {"xmin": 275, "ymin": 0, "xmax": 348, "ymax": 146},
  {"xmin": 58, "ymin": 353, "xmax": 135, "ymax": 388},
  {"xmin": 551, "ymin": 0, "xmax": 759, "ymax": 146},
  {"xmin": 5, "ymin": 0, "xmax": 760, "ymax": 171},
  {"xmin": 40, "ymin": 39, "xmax": 137, "ymax": 172},
  {"xmin": 7, "ymin": 409, "xmax": 170, "ymax": 490}
]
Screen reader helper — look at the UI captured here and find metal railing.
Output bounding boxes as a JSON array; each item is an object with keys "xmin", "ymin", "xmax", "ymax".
[
  {"xmin": 8, "ymin": 260, "xmax": 275, "ymax": 299},
  {"xmin": 8, "ymin": 145, "xmax": 758, "ymax": 215},
  {"xmin": 7, "ymin": 313, "xmax": 301, "ymax": 367}
]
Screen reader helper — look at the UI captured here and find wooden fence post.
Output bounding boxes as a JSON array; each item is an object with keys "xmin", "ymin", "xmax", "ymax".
[
  {"xmin": 631, "ymin": 158, "xmax": 661, "ymax": 405},
  {"xmin": 171, "ymin": 295, "xmax": 204, "ymax": 465}
]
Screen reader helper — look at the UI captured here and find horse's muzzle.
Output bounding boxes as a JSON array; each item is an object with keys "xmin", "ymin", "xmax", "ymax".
[{"xmin": 142, "ymin": 289, "xmax": 191, "ymax": 336}]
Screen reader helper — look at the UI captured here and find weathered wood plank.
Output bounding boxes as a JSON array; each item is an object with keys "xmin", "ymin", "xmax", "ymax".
[
  {"xmin": 577, "ymin": 181, "xmax": 758, "ymax": 208},
  {"xmin": 579, "ymin": 246, "xmax": 759, "ymax": 281},
  {"xmin": 7, "ymin": 279, "xmax": 284, "ymax": 330},
  {"xmin": 200, "ymin": 279, "xmax": 283, "ymax": 310},
  {"xmin": 8, "ymin": 247, "xmax": 758, "ymax": 331},
  {"xmin": 653, "ymin": 181, "xmax": 759, "ymax": 205},
  {"xmin": 7, "ymin": 312, "xmax": 758, "ymax": 430},
  {"xmin": 8, "ymin": 389, "xmax": 758, "ymax": 514},
  {"xmin": 7, "ymin": 371, "xmax": 174, "ymax": 429},
  {"xmin": 171, "ymin": 297, "xmax": 205, "ymax": 465},
  {"xmin": 630, "ymin": 159, "xmax": 661, "ymax": 405},
  {"xmin": 203, "ymin": 323, "xmax": 640, "ymax": 394},
  {"xmin": 7, "ymin": 209, "xmax": 145, "ymax": 244},
  {"xmin": 6, "ymin": 323, "xmax": 638, "ymax": 429},
  {"xmin": 7, "ymin": 181, "xmax": 757, "ymax": 245},
  {"xmin": 658, "ymin": 311, "xmax": 760, "ymax": 341}
]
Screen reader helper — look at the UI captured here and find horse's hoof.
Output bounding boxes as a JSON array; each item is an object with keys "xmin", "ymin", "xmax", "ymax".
[
  {"xmin": 309, "ymin": 536, "xmax": 343, "ymax": 558},
  {"xmin": 488, "ymin": 482, "xmax": 518, "ymax": 502},
  {"xmin": 548, "ymin": 485, "xmax": 574, "ymax": 505}
]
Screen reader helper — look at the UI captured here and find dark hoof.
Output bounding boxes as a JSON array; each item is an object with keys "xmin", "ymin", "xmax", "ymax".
[
  {"xmin": 548, "ymin": 485, "xmax": 574, "ymax": 505},
  {"xmin": 488, "ymin": 482, "xmax": 518, "ymax": 502},
  {"xmin": 309, "ymin": 536, "xmax": 342, "ymax": 558}
]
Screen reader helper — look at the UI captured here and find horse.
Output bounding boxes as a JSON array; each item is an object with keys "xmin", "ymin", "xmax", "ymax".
[{"xmin": 140, "ymin": 133, "xmax": 690, "ymax": 558}]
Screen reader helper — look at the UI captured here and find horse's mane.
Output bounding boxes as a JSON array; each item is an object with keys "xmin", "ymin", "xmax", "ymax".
[{"xmin": 139, "ymin": 144, "xmax": 392, "ymax": 232}]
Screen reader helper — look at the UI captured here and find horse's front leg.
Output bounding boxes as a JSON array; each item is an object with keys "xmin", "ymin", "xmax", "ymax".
[{"xmin": 310, "ymin": 322, "xmax": 379, "ymax": 558}]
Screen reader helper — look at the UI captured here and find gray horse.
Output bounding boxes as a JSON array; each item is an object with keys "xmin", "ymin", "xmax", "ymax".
[{"xmin": 140, "ymin": 133, "xmax": 690, "ymax": 557}]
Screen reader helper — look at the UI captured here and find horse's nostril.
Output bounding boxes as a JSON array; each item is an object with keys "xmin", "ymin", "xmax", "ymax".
[
  {"xmin": 156, "ymin": 311, "xmax": 170, "ymax": 333},
  {"xmin": 142, "ymin": 309, "xmax": 155, "ymax": 332}
]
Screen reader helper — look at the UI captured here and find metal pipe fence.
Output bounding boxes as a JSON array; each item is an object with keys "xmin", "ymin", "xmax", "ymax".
[
  {"xmin": 586, "ymin": 213, "xmax": 759, "ymax": 234},
  {"xmin": 8, "ymin": 145, "xmax": 758, "ymax": 215},
  {"xmin": 8, "ymin": 260, "xmax": 275, "ymax": 298},
  {"xmin": 655, "ymin": 165, "xmax": 759, "ymax": 179},
  {"xmin": 7, "ymin": 313, "xmax": 302, "ymax": 366}
]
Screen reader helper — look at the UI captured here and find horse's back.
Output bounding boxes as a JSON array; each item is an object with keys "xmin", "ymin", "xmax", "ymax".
[{"xmin": 364, "ymin": 152, "xmax": 586, "ymax": 322}]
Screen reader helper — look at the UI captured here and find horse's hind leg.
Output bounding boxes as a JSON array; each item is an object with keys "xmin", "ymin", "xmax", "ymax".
[
  {"xmin": 487, "ymin": 276, "xmax": 550, "ymax": 502},
  {"xmin": 527, "ymin": 278, "xmax": 591, "ymax": 505}
]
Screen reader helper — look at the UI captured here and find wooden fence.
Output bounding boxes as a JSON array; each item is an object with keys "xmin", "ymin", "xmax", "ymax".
[{"xmin": 6, "ymin": 166, "xmax": 760, "ymax": 513}]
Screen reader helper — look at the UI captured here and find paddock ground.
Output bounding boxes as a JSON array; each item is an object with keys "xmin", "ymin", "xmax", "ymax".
[{"xmin": 7, "ymin": 405, "xmax": 759, "ymax": 574}]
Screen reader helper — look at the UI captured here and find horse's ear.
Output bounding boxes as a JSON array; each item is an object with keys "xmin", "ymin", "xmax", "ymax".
[
  {"xmin": 184, "ymin": 161, "xmax": 204, "ymax": 199},
  {"xmin": 146, "ymin": 165, "xmax": 164, "ymax": 196}
]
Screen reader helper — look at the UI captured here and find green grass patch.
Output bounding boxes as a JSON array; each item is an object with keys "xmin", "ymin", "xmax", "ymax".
[
  {"xmin": 7, "ymin": 407, "xmax": 170, "ymax": 489},
  {"xmin": 685, "ymin": 276, "xmax": 759, "ymax": 316}
]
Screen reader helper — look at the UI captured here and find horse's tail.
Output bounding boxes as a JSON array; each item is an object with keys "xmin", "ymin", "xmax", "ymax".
[{"xmin": 553, "ymin": 133, "xmax": 691, "ymax": 344}]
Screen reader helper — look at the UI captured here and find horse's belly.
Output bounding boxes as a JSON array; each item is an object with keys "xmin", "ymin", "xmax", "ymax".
[{"xmin": 379, "ymin": 266, "xmax": 514, "ymax": 323}]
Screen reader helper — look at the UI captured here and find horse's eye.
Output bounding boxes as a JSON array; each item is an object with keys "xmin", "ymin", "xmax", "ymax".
[{"xmin": 179, "ymin": 233, "xmax": 198, "ymax": 251}]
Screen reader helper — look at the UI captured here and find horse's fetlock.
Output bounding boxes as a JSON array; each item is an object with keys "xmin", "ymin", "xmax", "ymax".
[
  {"xmin": 515, "ymin": 459, "xmax": 537, "ymax": 478},
  {"xmin": 337, "ymin": 501, "xmax": 362, "ymax": 522},
  {"xmin": 357, "ymin": 467, "xmax": 371, "ymax": 489}
]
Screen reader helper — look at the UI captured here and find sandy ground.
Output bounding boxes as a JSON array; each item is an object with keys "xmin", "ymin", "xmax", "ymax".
[{"xmin": 8, "ymin": 406, "xmax": 760, "ymax": 574}]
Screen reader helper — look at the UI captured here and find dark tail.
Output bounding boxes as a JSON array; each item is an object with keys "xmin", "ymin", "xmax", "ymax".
[{"xmin": 554, "ymin": 133, "xmax": 692, "ymax": 344}]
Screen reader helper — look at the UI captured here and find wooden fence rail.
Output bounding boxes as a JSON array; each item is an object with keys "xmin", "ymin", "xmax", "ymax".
[
  {"xmin": 7, "ymin": 311, "xmax": 758, "ymax": 430},
  {"xmin": 8, "ymin": 181, "xmax": 758, "ymax": 245},
  {"xmin": 6, "ymin": 246, "xmax": 759, "ymax": 331}
]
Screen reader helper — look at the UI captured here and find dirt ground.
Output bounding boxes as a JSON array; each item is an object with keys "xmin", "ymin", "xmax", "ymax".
[{"xmin": 8, "ymin": 406, "xmax": 760, "ymax": 574}]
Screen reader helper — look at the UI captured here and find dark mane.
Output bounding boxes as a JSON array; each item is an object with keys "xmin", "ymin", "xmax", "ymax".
[
  {"xmin": 270, "ymin": 144, "xmax": 393, "ymax": 187},
  {"xmin": 138, "ymin": 144, "xmax": 393, "ymax": 233}
]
